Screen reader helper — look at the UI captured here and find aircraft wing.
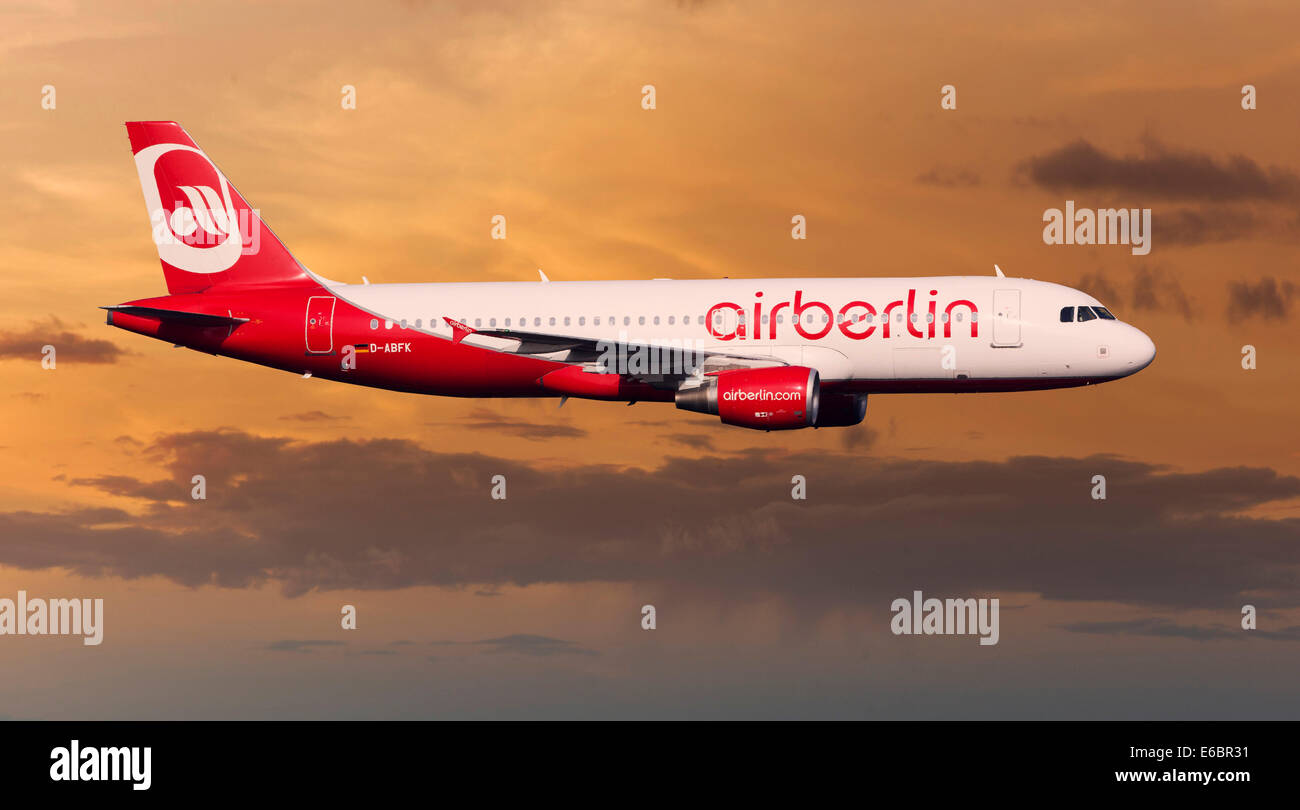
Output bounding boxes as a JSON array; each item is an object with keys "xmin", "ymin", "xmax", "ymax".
[{"xmin": 444, "ymin": 317, "xmax": 786, "ymax": 392}]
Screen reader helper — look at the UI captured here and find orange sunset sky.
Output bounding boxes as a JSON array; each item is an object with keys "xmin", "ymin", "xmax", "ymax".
[{"xmin": 1, "ymin": 0, "xmax": 1298, "ymax": 718}]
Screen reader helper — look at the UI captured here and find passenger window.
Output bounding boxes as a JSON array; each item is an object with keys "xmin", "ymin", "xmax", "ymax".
[
  {"xmin": 549, "ymin": 317, "xmax": 556, "ymax": 326},
  {"xmin": 638, "ymin": 316, "xmax": 646, "ymax": 325},
  {"xmin": 564, "ymin": 316, "xmax": 570, "ymax": 326},
  {"xmin": 1077, "ymin": 306, "xmax": 1097, "ymax": 322},
  {"xmin": 1060, "ymin": 307, "xmax": 1074, "ymax": 322},
  {"xmin": 579, "ymin": 316, "xmax": 585, "ymax": 326},
  {"xmin": 369, "ymin": 319, "xmax": 378, "ymax": 330}
]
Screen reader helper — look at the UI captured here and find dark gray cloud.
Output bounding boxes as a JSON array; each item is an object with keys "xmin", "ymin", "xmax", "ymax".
[
  {"xmin": 474, "ymin": 634, "xmax": 595, "ymax": 657},
  {"xmin": 1019, "ymin": 138, "xmax": 1294, "ymax": 200},
  {"xmin": 0, "ymin": 318, "xmax": 126, "ymax": 364},
  {"xmin": 839, "ymin": 423, "xmax": 879, "ymax": 451},
  {"xmin": 1063, "ymin": 617, "xmax": 1300, "ymax": 643},
  {"xmin": 661, "ymin": 432, "xmax": 714, "ymax": 450},
  {"xmin": 1061, "ymin": 618, "xmax": 1240, "ymax": 642},
  {"xmin": 1130, "ymin": 265, "xmax": 1193, "ymax": 320},
  {"xmin": 265, "ymin": 639, "xmax": 346, "ymax": 653},
  {"xmin": 1019, "ymin": 138, "xmax": 1300, "ymax": 200},
  {"xmin": 1073, "ymin": 266, "xmax": 1193, "ymax": 321},
  {"xmin": 428, "ymin": 634, "xmax": 595, "ymax": 657},
  {"xmin": 1226, "ymin": 277, "xmax": 1295, "ymax": 321},
  {"xmin": 4, "ymin": 430, "xmax": 1298, "ymax": 614},
  {"xmin": 427, "ymin": 408, "xmax": 588, "ymax": 440},
  {"xmin": 1157, "ymin": 206, "xmax": 1264, "ymax": 246},
  {"xmin": 1073, "ymin": 272, "xmax": 1123, "ymax": 307}
]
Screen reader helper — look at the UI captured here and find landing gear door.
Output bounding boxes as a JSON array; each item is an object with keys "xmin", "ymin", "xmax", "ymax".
[
  {"xmin": 305, "ymin": 296, "xmax": 336, "ymax": 354},
  {"xmin": 991, "ymin": 289, "xmax": 1021, "ymax": 347}
]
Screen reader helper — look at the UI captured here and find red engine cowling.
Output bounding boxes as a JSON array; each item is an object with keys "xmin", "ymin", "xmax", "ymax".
[{"xmin": 675, "ymin": 366, "xmax": 820, "ymax": 430}]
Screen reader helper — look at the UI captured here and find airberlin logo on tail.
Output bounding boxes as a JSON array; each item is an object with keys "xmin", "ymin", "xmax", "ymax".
[
  {"xmin": 706, "ymin": 289, "xmax": 978, "ymax": 341},
  {"xmin": 169, "ymin": 184, "xmax": 231, "ymax": 239},
  {"xmin": 134, "ymin": 143, "xmax": 259, "ymax": 274}
]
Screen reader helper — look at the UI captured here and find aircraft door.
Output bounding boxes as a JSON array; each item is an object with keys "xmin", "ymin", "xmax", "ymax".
[
  {"xmin": 991, "ymin": 289, "xmax": 1021, "ymax": 347},
  {"xmin": 305, "ymin": 296, "xmax": 336, "ymax": 354}
]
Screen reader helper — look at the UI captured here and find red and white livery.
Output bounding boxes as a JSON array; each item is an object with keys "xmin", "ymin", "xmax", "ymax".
[{"xmin": 107, "ymin": 122, "xmax": 1156, "ymax": 432}]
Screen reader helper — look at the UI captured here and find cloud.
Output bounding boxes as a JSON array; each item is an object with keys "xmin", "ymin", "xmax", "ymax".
[
  {"xmin": 0, "ymin": 318, "xmax": 126, "ymax": 364},
  {"xmin": 472, "ymin": 634, "xmax": 596, "ymax": 657},
  {"xmin": 279, "ymin": 411, "xmax": 349, "ymax": 422},
  {"xmin": 427, "ymin": 408, "xmax": 588, "ymax": 441},
  {"xmin": 1226, "ymin": 277, "xmax": 1295, "ymax": 321},
  {"xmin": 1019, "ymin": 139, "xmax": 1300, "ymax": 201},
  {"xmin": 1074, "ymin": 266, "xmax": 1193, "ymax": 321},
  {"xmin": 427, "ymin": 634, "xmax": 595, "ymax": 657},
  {"xmin": 1130, "ymin": 266, "xmax": 1193, "ymax": 321},
  {"xmin": 1061, "ymin": 618, "xmax": 1240, "ymax": 642},
  {"xmin": 265, "ymin": 640, "xmax": 346, "ymax": 653},
  {"xmin": 915, "ymin": 167, "xmax": 981, "ymax": 188},
  {"xmin": 1157, "ymin": 206, "xmax": 1265, "ymax": 246},
  {"xmin": 1062, "ymin": 617, "xmax": 1300, "ymax": 643},
  {"xmin": 1073, "ymin": 273, "xmax": 1123, "ymax": 307},
  {"xmin": 0, "ymin": 430, "xmax": 1295, "ymax": 616},
  {"xmin": 661, "ymin": 432, "xmax": 714, "ymax": 450},
  {"xmin": 839, "ymin": 424, "xmax": 879, "ymax": 451}
]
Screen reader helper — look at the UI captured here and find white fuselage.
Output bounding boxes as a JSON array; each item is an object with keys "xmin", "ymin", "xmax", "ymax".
[{"xmin": 327, "ymin": 275, "xmax": 1156, "ymax": 389}]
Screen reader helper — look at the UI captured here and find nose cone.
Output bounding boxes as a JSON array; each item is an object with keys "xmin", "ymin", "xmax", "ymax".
[{"xmin": 1123, "ymin": 325, "xmax": 1156, "ymax": 374}]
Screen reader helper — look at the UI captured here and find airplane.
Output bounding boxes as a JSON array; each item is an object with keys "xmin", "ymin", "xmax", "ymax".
[{"xmin": 106, "ymin": 121, "xmax": 1156, "ymax": 432}]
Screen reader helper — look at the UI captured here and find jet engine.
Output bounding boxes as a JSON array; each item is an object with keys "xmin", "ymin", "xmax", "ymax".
[
  {"xmin": 675, "ymin": 366, "xmax": 820, "ymax": 430},
  {"xmin": 812, "ymin": 392, "xmax": 867, "ymax": 427}
]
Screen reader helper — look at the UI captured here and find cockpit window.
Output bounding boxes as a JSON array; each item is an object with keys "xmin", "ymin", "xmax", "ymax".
[
  {"xmin": 1077, "ymin": 306, "xmax": 1097, "ymax": 322},
  {"xmin": 1093, "ymin": 306, "xmax": 1116, "ymax": 320},
  {"xmin": 1060, "ymin": 306, "xmax": 1074, "ymax": 322}
]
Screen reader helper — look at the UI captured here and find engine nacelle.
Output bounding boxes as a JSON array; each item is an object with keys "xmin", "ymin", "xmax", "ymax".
[
  {"xmin": 675, "ymin": 366, "xmax": 820, "ymax": 430},
  {"xmin": 813, "ymin": 393, "xmax": 867, "ymax": 427}
]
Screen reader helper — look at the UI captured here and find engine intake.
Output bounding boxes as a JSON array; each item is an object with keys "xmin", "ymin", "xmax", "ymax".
[{"xmin": 676, "ymin": 366, "xmax": 820, "ymax": 431}]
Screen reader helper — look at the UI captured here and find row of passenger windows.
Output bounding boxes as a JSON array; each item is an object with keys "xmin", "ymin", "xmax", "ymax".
[
  {"xmin": 367, "ymin": 310, "xmax": 976, "ymax": 331},
  {"xmin": 1060, "ymin": 306, "xmax": 1116, "ymax": 323}
]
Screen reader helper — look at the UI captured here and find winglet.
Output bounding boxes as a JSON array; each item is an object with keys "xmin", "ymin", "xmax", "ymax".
[
  {"xmin": 994, "ymin": 264, "xmax": 1005, "ymax": 278},
  {"xmin": 443, "ymin": 317, "xmax": 476, "ymax": 344},
  {"xmin": 538, "ymin": 269, "xmax": 550, "ymax": 282}
]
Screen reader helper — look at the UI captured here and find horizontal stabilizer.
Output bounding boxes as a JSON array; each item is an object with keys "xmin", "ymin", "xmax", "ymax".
[{"xmin": 101, "ymin": 305, "xmax": 250, "ymax": 327}]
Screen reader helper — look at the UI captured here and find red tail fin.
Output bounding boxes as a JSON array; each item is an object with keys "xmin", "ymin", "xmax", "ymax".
[{"xmin": 126, "ymin": 121, "xmax": 312, "ymax": 294}]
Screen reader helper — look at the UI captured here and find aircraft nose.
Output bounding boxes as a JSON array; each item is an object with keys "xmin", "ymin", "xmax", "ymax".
[{"xmin": 1125, "ymin": 325, "xmax": 1156, "ymax": 372}]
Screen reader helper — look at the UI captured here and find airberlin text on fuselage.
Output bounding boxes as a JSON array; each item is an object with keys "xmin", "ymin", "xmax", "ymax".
[{"xmin": 706, "ymin": 289, "xmax": 978, "ymax": 342}]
